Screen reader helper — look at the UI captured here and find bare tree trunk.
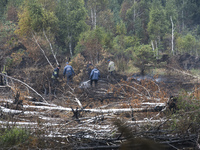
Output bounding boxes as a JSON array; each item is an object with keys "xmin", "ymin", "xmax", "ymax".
[
  {"xmin": 155, "ymin": 40, "xmax": 158, "ymax": 59},
  {"xmin": 91, "ymin": 9, "xmax": 94, "ymax": 28},
  {"xmin": 43, "ymin": 29, "xmax": 59, "ymax": 65},
  {"xmin": 182, "ymin": 0, "xmax": 184, "ymax": 30},
  {"xmin": 151, "ymin": 40, "xmax": 155, "ymax": 57},
  {"xmin": 170, "ymin": 16, "xmax": 174, "ymax": 55},
  {"xmin": 32, "ymin": 33, "xmax": 54, "ymax": 69},
  {"xmin": 0, "ymin": 73, "xmax": 48, "ymax": 103},
  {"xmin": 94, "ymin": 8, "xmax": 96, "ymax": 29},
  {"xmin": 69, "ymin": 35, "xmax": 73, "ymax": 57},
  {"xmin": 133, "ymin": 0, "xmax": 135, "ymax": 22}
]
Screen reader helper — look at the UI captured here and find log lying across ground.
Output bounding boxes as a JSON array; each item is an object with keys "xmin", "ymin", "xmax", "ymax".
[{"xmin": 0, "ymin": 102, "xmax": 166, "ymax": 115}]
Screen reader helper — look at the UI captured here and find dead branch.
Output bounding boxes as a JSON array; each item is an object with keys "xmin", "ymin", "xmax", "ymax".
[
  {"xmin": 43, "ymin": 29, "xmax": 59, "ymax": 65},
  {"xmin": 66, "ymin": 90, "xmax": 83, "ymax": 108},
  {"xmin": 167, "ymin": 65, "xmax": 200, "ymax": 79},
  {"xmin": 0, "ymin": 73, "xmax": 48, "ymax": 103},
  {"xmin": 32, "ymin": 32, "xmax": 54, "ymax": 69}
]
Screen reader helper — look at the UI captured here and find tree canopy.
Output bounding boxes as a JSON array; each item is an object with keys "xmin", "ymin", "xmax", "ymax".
[{"xmin": 1, "ymin": 0, "xmax": 200, "ymax": 71}]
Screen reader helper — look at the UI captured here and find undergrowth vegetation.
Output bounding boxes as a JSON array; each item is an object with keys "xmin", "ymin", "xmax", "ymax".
[
  {"xmin": 168, "ymin": 88, "xmax": 200, "ymax": 134},
  {"xmin": 0, "ymin": 128, "xmax": 30, "ymax": 148}
]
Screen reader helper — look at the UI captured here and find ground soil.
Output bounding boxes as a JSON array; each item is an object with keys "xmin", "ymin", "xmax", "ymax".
[{"xmin": 1, "ymin": 51, "xmax": 200, "ymax": 149}]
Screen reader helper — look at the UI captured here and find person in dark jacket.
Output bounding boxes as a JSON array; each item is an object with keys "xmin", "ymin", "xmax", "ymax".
[
  {"xmin": 51, "ymin": 64, "xmax": 61, "ymax": 95},
  {"xmin": 90, "ymin": 67, "xmax": 100, "ymax": 88},
  {"xmin": 86, "ymin": 61, "xmax": 93, "ymax": 79},
  {"xmin": 63, "ymin": 62, "xmax": 75, "ymax": 84},
  {"xmin": 52, "ymin": 65, "xmax": 61, "ymax": 79}
]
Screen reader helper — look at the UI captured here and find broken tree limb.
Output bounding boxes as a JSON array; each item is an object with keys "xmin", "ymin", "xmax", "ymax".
[
  {"xmin": 32, "ymin": 32, "xmax": 54, "ymax": 69},
  {"xmin": 166, "ymin": 65, "xmax": 200, "ymax": 79},
  {"xmin": 66, "ymin": 90, "xmax": 83, "ymax": 108},
  {"xmin": 21, "ymin": 105, "xmax": 163, "ymax": 113},
  {"xmin": 0, "ymin": 73, "xmax": 48, "ymax": 103},
  {"xmin": 125, "ymin": 80, "xmax": 151, "ymax": 98},
  {"xmin": 43, "ymin": 29, "xmax": 59, "ymax": 65}
]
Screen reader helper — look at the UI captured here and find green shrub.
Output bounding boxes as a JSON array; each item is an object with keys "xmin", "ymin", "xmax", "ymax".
[
  {"xmin": 0, "ymin": 128, "xmax": 30, "ymax": 147},
  {"xmin": 169, "ymin": 92, "xmax": 200, "ymax": 134}
]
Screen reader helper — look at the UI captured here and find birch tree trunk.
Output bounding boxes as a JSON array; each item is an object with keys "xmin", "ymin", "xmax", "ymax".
[
  {"xmin": 182, "ymin": 0, "xmax": 184, "ymax": 30},
  {"xmin": 170, "ymin": 16, "xmax": 174, "ymax": 55},
  {"xmin": 91, "ymin": 9, "xmax": 94, "ymax": 28},
  {"xmin": 43, "ymin": 30, "xmax": 59, "ymax": 65},
  {"xmin": 32, "ymin": 33, "xmax": 54, "ymax": 69},
  {"xmin": 94, "ymin": 8, "xmax": 96, "ymax": 29},
  {"xmin": 155, "ymin": 40, "xmax": 158, "ymax": 59},
  {"xmin": 133, "ymin": 0, "xmax": 135, "ymax": 22},
  {"xmin": 68, "ymin": 35, "xmax": 73, "ymax": 57},
  {"xmin": 151, "ymin": 40, "xmax": 155, "ymax": 56}
]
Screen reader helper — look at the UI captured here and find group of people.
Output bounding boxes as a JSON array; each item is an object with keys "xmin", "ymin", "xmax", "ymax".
[{"xmin": 51, "ymin": 59, "xmax": 115, "ymax": 91}]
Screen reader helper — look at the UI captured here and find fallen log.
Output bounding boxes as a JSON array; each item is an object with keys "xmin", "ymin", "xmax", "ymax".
[{"xmin": 0, "ymin": 73, "xmax": 48, "ymax": 103}]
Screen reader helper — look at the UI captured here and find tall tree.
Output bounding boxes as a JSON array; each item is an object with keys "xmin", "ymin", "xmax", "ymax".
[
  {"xmin": 97, "ymin": 9, "xmax": 115, "ymax": 33},
  {"xmin": 87, "ymin": 0, "xmax": 108, "ymax": 29},
  {"xmin": 107, "ymin": 0, "xmax": 121, "ymax": 24},
  {"xmin": 0, "ymin": 0, "xmax": 8, "ymax": 20},
  {"xmin": 56, "ymin": 0, "xmax": 88, "ymax": 56},
  {"xmin": 125, "ymin": 0, "xmax": 151, "ymax": 43},
  {"xmin": 147, "ymin": 0, "xmax": 168, "ymax": 57},
  {"xmin": 164, "ymin": 0, "xmax": 178, "ymax": 55},
  {"xmin": 75, "ymin": 27, "xmax": 107, "ymax": 64},
  {"xmin": 15, "ymin": 0, "xmax": 59, "ymax": 68},
  {"xmin": 16, "ymin": 0, "xmax": 58, "ymax": 36}
]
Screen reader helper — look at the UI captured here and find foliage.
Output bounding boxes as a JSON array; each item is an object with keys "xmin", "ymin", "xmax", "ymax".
[
  {"xmin": 147, "ymin": 0, "xmax": 168, "ymax": 42},
  {"xmin": 55, "ymin": 0, "xmax": 88, "ymax": 54},
  {"xmin": 133, "ymin": 44, "xmax": 156, "ymax": 75},
  {"xmin": 176, "ymin": 33, "xmax": 196, "ymax": 55},
  {"xmin": 2, "ymin": 0, "xmax": 200, "ymax": 72},
  {"xmin": 75, "ymin": 27, "xmax": 109, "ymax": 64},
  {"xmin": 5, "ymin": 50, "xmax": 26, "ymax": 68},
  {"xmin": 125, "ymin": 0, "xmax": 150, "ymax": 40},
  {"xmin": 0, "ymin": 21, "xmax": 16, "ymax": 40},
  {"xmin": 169, "ymin": 90, "xmax": 200, "ymax": 134},
  {"xmin": 0, "ymin": 128, "xmax": 30, "ymax": 147},
  {"xmin": 15, "ymin": 0, "xmax": 58, "ymax": 36}
]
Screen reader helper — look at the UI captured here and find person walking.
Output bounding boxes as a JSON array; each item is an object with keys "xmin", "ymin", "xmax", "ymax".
[
  {"xmin": 51, "ymin": 64, "xmax": 61, "ymax": 95},
  {"xmin": 107, "ymin": 59, "xmax": 115, "ymax": 75},
  {"xmin": 63, "ymin": 62, "xmax": 75, "ymax": 84},
  {"xmin": 90, "ymin": 66, "xmax": 100, "ymax": 88},
  {"xmin": 86, "ymin": 61, "xmax": 93, "ymax": 79}
]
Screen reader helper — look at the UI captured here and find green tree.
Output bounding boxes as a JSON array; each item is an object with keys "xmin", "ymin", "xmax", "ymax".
[
  {"xmin": 126, "ymin": 0, "xmax": 150, "ymax": 43},
  {"xmin": 133, "ymin": 44, "xmax": 156, "ymax": 75},
  {"xmin": 107, "ymin": 0, "xmax": 121, "ymax": 24},
  {"xmin": 15, "ymin": 0, "xmax": 58, "ymax": 36},
  {"xmin": 86, "ymin": 0, "xmax": 108, "ymax": 29},
  {"xmin": 56, "ymin": 0, "xmax": 88, "ymax": 56},
  {"xmin": 147, "ymin": 0, "xmax": 168, "ymax": 57},
  {"xmin": 0, "ymin": 0, "xmax": 8, "ymax": 21},
  {"xmin": 112, "ymin": 20, "xmax": 141, "ymax": 72},
  {"xmin": 176, "ymin": 33, "xmax": 196, "ymax": 55},
  {"xmin": 75, "ymin": 27, "xmax": 108, "ymax": 64}
]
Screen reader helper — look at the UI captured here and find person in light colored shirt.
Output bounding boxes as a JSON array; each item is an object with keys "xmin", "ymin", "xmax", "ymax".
[{"xmin": 107, "ymin": 59, "xmax": 115, "ymax": 75}]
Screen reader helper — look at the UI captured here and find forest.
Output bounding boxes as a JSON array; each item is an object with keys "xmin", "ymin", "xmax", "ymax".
[{"xmin": 1, "ymin": 0, "xmax": 200, "ymax": 149}]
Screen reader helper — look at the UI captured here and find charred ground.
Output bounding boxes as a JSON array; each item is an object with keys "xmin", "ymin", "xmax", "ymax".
[{"xmin": 1, "ymin": 46, "xmax": 200, "ymax": 149}]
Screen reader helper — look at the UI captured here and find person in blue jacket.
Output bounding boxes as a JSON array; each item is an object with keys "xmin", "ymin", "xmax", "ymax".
[
  {"xmin": 90, "ymin": 66, "xmax": 100, "ymax": 88},
  {"xmin": 63, "ymin": 62, "xmax": 75, "ymax": 84}
]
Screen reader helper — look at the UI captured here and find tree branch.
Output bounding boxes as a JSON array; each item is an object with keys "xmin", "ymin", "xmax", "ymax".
[
  {"xmin": 0, "ymin": 73, "xmax": 48, "ymax": 103},
  {"xmin": 43, "ymin": 29, "xmax": 59, "ymax": 65},
  {"xmin": 32, "ymin": 32, "xmax": 54, "ymax": 69}
]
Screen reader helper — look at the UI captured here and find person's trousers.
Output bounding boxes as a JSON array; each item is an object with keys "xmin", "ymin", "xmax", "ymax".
[
  {"xmin": 67, "ymin": 75, "xmax": 73, "ymax": 84},
  {"xmin": 90, "ymin": 79, "xmax": 98, "ymax": 87}
]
